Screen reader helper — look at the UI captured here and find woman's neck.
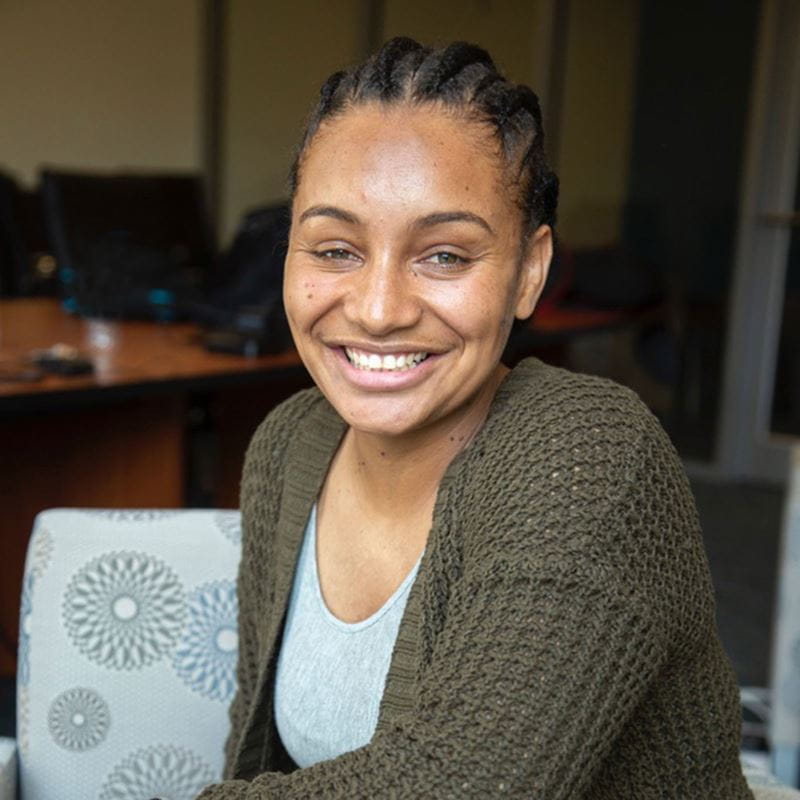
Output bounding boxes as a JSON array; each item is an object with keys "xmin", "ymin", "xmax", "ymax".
[{"xmin": 338, "ymin": 364, "xmax": 508, "ymax": 518}]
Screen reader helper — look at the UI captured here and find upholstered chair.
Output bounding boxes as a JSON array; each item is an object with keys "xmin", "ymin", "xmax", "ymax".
[
  {"xmin": 0, "ymin": 507, "xmax": 798, "ymax": 798},
  {"xmin": 0, "ymin": 508, "xmax": 240, "ymax": 800}
]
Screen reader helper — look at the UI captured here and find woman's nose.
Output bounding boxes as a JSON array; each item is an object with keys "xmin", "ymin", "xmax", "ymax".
[{"xmin": 343, "ymin": 256, "xmax": 421, "ymax": 335}]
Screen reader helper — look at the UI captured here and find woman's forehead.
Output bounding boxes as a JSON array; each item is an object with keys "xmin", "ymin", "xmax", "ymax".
[
  {"xmin": 322, "ymin": 103, "xmax": 497, "ymax": 151},
  {"xmin": 295, "ymin": 105, "xmax": 512, "ymax": 220}
]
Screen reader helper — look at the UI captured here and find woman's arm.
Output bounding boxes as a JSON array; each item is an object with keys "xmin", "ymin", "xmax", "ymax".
[{"xmin": 200, "ymin": 562, "xmax": 668, "ymax": 798}]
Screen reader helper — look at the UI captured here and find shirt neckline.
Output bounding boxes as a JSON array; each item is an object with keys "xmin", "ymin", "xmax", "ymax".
[
  {"xmin": 309, "ymin": 504, "xmax": 424, "ymax": 633},
  {"xmin": 271, "ymin": 358, "xmax": 544, "ymax": 735}
]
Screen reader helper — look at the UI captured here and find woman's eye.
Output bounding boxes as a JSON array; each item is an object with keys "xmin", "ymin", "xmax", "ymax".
[
  {"xmin": 314, "ymin": 247, "xmax": 356, "ymax": 261},
  {"xmin": 424, "ymin": 251, "xmax": 470, "ymax": 269}
]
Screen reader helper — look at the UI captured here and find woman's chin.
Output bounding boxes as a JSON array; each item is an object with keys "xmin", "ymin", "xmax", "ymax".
[{"xmin": 336, "ymin": 401, "xmax": 431, "ymax": 440}]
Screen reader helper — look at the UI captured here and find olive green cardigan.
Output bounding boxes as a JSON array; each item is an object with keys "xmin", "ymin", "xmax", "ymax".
[{"xmin": 198, "ymin": 358, "xmax": 753, "ymax": 799}]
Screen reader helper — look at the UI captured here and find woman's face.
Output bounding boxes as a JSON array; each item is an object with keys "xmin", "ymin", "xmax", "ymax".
[{"xmin": 284, "ymin": 104, "xmax": 551, "ymax": 439}]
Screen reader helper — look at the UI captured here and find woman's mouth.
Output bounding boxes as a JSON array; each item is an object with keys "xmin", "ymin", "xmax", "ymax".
[{"xmin": 344, "ymin": 347, "xmax": 429, "ymax": 372}]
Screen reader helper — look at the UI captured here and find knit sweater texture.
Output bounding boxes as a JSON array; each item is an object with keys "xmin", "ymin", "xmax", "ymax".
[{"xmin": 197, "ymin": 358, "xmax": 753, "ymax": 799}]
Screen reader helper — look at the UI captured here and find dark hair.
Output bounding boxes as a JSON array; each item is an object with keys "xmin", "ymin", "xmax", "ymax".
[{"xmin": 289, "ymin": 37, "xmax": 558, "ymax": 237}]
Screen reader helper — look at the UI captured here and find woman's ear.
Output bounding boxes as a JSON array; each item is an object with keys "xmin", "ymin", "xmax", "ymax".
[{"xmin": 514, "ymin": 224, "xmax": 553, "ymax": 319}]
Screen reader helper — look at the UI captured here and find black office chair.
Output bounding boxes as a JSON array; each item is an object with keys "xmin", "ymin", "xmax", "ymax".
[
  {"xmin": 0, "ymin": 173, "xmax": 24, "ymax": 296},
  {"xmin": 0, "ymin": 172, "xmax": 55, "ymax": 297},
  {"xmin": 40, "ymin": 169, "xmax": 216, "ymax": 318}
]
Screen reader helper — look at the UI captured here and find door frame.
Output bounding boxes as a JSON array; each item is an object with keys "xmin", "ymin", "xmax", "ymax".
[{"xmin": 708, "ymin": 0, "xmax": 800, "ymax": 484}]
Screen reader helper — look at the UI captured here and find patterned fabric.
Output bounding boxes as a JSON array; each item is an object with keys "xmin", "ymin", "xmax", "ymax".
[
  {"xmin": 17, "ymin": 573, "xmax": 33, "ymax": 687},
  {"xmin": 201, "ymin": 358, "xmax": 754, "ymax": 799},
  {"xmin": 14, "ymin": 508, "xmax": 241, "ymax": 800},
  {"xmin": 173, "ymin": 581, "xmax": 239, "ymax": 702},
  {"xmin": 99, "ymin": 744, "xmax": 214, "ymax": 800},
  {"xmin": 214, "ymin": 512, "xmax": 243, "ymax": 546},
  {"xmin": 63, "ymin": 551, "xmax": 186, "ymax": 670},
  {"xmin": 48, "ymin": 687, "xmax": 110, "ymax": 751}
]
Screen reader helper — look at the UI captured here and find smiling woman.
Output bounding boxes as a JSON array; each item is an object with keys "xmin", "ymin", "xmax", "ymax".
[
  {"xmin": 284, "ymin": 104, "xmax": 550, "ymax": 440},
  {"xmin": 196, "ymin": 38, "xmax": 754, "ymax": 799}
]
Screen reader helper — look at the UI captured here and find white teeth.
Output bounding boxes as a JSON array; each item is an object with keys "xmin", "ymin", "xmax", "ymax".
[{"xmin": 344, "ymin": 347, "xmax": 429, "ymax": 371}]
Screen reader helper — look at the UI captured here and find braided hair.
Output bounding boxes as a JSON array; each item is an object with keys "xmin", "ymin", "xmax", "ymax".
[{"xmin": 289, "ymin": 37, "xmax": 558, "ymax": 238}]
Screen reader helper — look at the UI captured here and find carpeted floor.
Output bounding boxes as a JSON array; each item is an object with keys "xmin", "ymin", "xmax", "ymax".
[{"xmin": 693, "ymin": 478, "xmax": 785, "ymax": 688}]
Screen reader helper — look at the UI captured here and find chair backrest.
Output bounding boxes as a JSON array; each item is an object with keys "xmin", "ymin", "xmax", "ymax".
[
  {"xmin": 0, "ymin": 172, "xmax": 26, "ymax": 296},
  {"xmin": 0, "ymin": 173, "xmax": 53, "ymax": 298},
  {"xmin": 40, "ymin": 169, "xmax": 216, "ymax": 317},
  {"xmin": 17, "ymin": 508, "xmax": 241, "ymax": 800}
]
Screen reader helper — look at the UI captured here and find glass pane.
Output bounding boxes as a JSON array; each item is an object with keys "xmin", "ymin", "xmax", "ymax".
[
  {"xmin": 770, "ymin": 158, "xmax": 800, "ymax": 435},
  {"xmin": 523, "ymin": 0, "xmax": 761, "ymax": 461}
]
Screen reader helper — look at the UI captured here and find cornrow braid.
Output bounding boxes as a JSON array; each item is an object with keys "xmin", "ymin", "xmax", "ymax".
[
  {"xmin": 290, "ymin": 36, "xmax": 558, "ymax": 236},
  {"xmin": 412, "ymin": 42, "xmax": 495, "ymax": 100}
]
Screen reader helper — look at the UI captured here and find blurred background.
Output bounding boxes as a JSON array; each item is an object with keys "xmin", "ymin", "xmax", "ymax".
[{"xmin": 0, "ymin": 0, "xmax": 798, "ymax": 758}]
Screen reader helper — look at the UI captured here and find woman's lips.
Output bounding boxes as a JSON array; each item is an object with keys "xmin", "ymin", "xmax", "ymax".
[
  {"xmin": 330, "ymin": 345, "xmax": 441, "ymax": 390},
  {"xmin": 344, "ymin": 346, "xmax": 428, "ymax": 372}
]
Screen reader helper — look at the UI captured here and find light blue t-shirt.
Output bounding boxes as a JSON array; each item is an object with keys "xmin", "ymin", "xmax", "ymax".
[{"xmin": 274, "ymin": 506, "xmax": 423, "ymax": 767}]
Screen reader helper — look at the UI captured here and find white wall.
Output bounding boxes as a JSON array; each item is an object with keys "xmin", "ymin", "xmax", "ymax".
[
  {"xmin": 0, "ymin": 0, "xmax": 639, "ymax": 251},
  {"xmin": 220, "ymin": 0, "xmax": 554, "ymax": 243},
  {"xmin": 0, "ymin": 0, "xmax": 203, "ymax": 186},
  {"xmin": 220, "ymin": 0, "xmax": 363, "ymax": 240},
  {"xmin": 556, "ymin": 0, "xmax": 640, "ymax": 248},
  {"xmin": 381, "ymin": 0, "xmax": 543, "ymax": 84}
]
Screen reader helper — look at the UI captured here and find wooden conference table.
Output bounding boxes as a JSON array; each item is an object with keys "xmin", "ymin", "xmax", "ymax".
[{"xmin": 0, "ymin": 298, "xmax": 310, "ymax": 676}]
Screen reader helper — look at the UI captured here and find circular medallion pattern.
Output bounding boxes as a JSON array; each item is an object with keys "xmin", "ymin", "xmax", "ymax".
[
  {"xmin": 48, "ymin": 687, "xmax": 110, "ymax": 751},
  {"xmin": 99, "ymin": 744, "xmax": 214, "ymax": 800},
  {"xmin": 63, "ymin": 551, "xmax": 186, "ymax": 670},
  {"xmin": 214, "ymin": 511, "xmax": 241, "ymax": 545},
  {"xmin": 18, "ymin": 572, "xmax": 33, "ymax": 686},
  {"xmin": 80, "ymin": 509, "xmax": 182, "ymax": 522},
  {"xmin": 172, "ymin": 580, "xmax": 238, "ymax": 702},
  {"xmin": 17, "ymin": 685, "xmax": 30, "ymax": 758},
  {"xmin": 29, "ymin": 524, "xmax": 54, "ymax": 579}
]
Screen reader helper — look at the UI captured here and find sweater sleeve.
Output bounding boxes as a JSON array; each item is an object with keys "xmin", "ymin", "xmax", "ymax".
[{"xmin": 198, "ymin": 408, "xmax": 701, "ymax": 799}]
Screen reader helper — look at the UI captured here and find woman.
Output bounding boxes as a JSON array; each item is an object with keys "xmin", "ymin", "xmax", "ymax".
[{"xmin": 199, "ymin": 38, "xmax": 752, "ymax": 798}]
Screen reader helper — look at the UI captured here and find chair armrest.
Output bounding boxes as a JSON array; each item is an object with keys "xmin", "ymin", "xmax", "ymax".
[
  {"xmin": 743, "ymin": 754, "xmax": 800, "ymax": 799},
  {"xmin": 0, "ymin": 737, "xmax": 16, "ymax": 800},
  {"xmin": 750, "ymin": 787, "xmax": 800, "ymax": 799}
]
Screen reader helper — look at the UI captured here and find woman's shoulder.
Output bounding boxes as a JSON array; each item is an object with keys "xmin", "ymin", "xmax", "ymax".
[
  {"xmin": 481, "ymin": 358, "xmax": 674, "ymax": 478},
  {"xmin": 465, "ymin": 358, "xmax": 697, "ymax": 567},
  {"xmin": 499, "ymin": 357, "xmax": 656, "ymax": 435},
  {"xmin": 460, "ymin": 360, "xmax": 710, "ymax": 635}
]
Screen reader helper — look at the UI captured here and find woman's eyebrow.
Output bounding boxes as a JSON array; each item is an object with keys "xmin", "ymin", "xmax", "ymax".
[
  {"xmin": 413, "ymin": 211, "xmax": 494, "ymax": 235},
  {"xmin": 297, "ymin": 206, "xmax": 494, "ymax": 235},
  {"xmin": 298, "ymin": 205, "xmax": 361, "ymax": 225}
]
